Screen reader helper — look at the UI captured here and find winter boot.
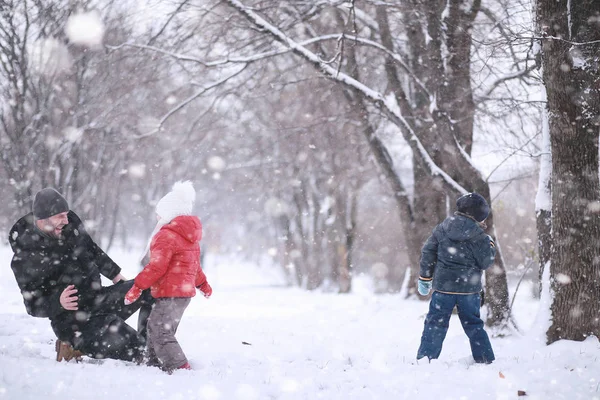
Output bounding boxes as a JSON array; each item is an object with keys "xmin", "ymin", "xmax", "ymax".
[
  {"xmin": 163, "ymin": 361, "xmax": 192, "ymax": 375},
  {"xmin": 178, "ymin": 362, "xmax": 192, "ymax": 370},
  {"xmin": 55, "ymin": 339, "xmax": 83, "ymax": 362}
]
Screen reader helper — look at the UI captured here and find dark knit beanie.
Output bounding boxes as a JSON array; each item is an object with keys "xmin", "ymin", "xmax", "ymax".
[
  {"xmin": 456, "ymin": 192, "xmax": 489, "ymax": 222},
  {"xmin": 33, "ymin": 188, "xmax": 69, "ymax": 219}
]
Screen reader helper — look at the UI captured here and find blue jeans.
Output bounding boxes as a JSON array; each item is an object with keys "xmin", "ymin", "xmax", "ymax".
[{"xmin": 417, "ymin": 291, "xmax": 495, "ymax": 363}]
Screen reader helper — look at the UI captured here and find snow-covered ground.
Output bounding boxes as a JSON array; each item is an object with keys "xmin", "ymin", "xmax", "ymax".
[{"xmin": 0, "ymin": 246, "xmax": 599, "ymax": 400}]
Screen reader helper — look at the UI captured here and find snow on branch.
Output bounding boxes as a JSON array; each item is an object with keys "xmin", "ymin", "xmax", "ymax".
[
  {"xmin": 350, "ymin": 5, "xmax": 379, "ymax": 31},
  {"xmin": 225, "ymin": 0, "xmax": 466, "ymax": 195},
  {"xmin": 108, "ymin": 35, "xmax": 427, "ymax": 94},
  {"xmin": 341, "ymin": 36, "xmax": 430, "ymax": 96},
  {"xmin": 109, "ymin": 38, "xmax": 354, "ymax": 67},
  {"xmin": 535, "ymin": 35, "xmax": 600, "ymax": 46},
  {"xmin": 107, "ymin": 43, "xmax": 226, "ymax": 66}
]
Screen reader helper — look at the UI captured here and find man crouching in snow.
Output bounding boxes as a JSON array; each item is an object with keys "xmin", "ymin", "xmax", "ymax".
[
  {"xmin": 416, "ymin": 192, "xmax": 496, "ymax": 364},
  {"xmin": 9, "ymin": 188, "xmax": 154, "ymax": 363}
]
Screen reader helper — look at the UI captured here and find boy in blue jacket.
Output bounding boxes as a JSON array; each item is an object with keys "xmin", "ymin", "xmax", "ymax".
[{"xmin": 416, "ymin": 192, "xmax": 496, "ymax": 364}]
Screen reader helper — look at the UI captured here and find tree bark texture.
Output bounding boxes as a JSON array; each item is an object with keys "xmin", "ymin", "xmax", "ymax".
[{"xmin": 537, "ymin": 0, "xmax": 600, "ymax": 343}]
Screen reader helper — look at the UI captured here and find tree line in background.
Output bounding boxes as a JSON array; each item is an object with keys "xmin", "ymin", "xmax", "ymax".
[{"xmin": 1, "ymin": 0, "xmax": 597, "ymax": 343}]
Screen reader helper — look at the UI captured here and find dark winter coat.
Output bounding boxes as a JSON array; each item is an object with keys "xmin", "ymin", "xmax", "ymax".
[
  {"xmin": 135, "ymin": 215, "xmax": 206, "ymax": 298},
  {"xmin": 9, "ymin": 211, "xmax": 122, "ymax": 319},
  {"xmin": 419, "ymin": 213, "xmax": 496, "ymax": 294}
]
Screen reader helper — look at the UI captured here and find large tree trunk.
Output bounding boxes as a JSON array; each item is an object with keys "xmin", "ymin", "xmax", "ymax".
[
  {"xmin": 537, "ymin": 0, "xmax": 600, "ymax": 343},
  {"xmin": 479, "ymin": 191, "xmax": 510, "ymax": 330},
  {"xmin": 339, "ymin": 22, "xmax": 419, "ymax": 288},
  {"xmin": 536, "ymin": 89, "xmax": 552, "ymax": 295},
  {"xmin": 377, "ymin": 4, "xmax": 447, "ymax": 296},
  {"xmin": 418, "ymin": 0, "xmax": 511, "ymax": 329},
  {"xmin": 337, "ymin": 190, "xmax": 357, "ymax": 294},
  {"xmin": 411, "ymin": 160, "xmax": 447, "ymax": 281}
]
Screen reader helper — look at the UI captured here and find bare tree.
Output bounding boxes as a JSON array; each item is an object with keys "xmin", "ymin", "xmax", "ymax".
[
  {"xmin": 214, "ymin": 0, "xmax": 516, "ymax": 329},
  {"xmin": 0, "ymin": 0, "xmax": 544, "ymax": 325},
  {"xmin": 0, "ymin": 0, "xmax": 180, "ymax": 242}
]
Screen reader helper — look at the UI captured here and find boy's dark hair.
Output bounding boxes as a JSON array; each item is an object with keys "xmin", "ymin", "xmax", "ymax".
[{"xmin": 456, "ymin": 193, "xmax": 489, "ymax": 222}]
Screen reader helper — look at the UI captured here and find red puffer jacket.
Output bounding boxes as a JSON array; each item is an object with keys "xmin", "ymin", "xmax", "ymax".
[{"xmin": 135, "ymin": 215, "xmax": 207, "ymax": 298}]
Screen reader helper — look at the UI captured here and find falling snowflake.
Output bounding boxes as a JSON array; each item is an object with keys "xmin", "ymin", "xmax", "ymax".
[
  {"xmin": 65, "ymin": 11, "xmax": 105, "ymax": 47},
  {"xmin": 207, "ymin": 156, "xmax": 226, "ymax": 171},
  {"xmin": 63, "ymin": 126, "xmax": 83, "ymax": 143},
  {"xmin": 555, "ymin": 273, "xmax": 572, "ymax": 285},
  {"xmin": 128, "ymin": 163, "xmax": 146, "ymax": 179}
]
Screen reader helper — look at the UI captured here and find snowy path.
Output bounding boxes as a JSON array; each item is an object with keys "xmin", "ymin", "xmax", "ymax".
[{"xmin": 0, "ymin": 249, "xmax": 599, "ymax": 400}]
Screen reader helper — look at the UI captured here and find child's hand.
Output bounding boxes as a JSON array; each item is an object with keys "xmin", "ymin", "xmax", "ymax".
[
  {"xmin": 198, "ymin": 281, "xmax": 212, "ymax": 298},
  {"xmin": 417, "ymin": 279, "xmax": 432, "ymax": 296},
  {"xmin": 124, "ymin": 284, "xmax": 143, "ymax": 305}
]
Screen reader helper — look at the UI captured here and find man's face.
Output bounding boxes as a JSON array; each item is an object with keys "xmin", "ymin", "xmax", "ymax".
[{"xmin": 37, "ymin": 212, "xmax": 69, "ymax": 238}]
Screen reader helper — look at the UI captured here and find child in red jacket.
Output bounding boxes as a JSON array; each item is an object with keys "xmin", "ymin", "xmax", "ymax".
[{"xmin": 125, "ymin": 181, "xmax": 211, "ymax": 373}]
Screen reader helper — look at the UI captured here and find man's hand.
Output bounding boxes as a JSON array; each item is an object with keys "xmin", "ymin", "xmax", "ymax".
[
  {"xmin": 60, "ymin": 285, "xmax": 78, "ymax": 310},
  {"xmin": 124, "ymin": 284, "xmax": 143, "ymax": 305},
  {"xmin": 112, "ymin": 273, "xmax": 126, "ymax": 284},
  {"xmin": 417, "ymin": 279, "xmax": 432, "ymax": 296},
  {"xmin": 197, "ymin": 281, "xmax": 212, "ymax": 298}
]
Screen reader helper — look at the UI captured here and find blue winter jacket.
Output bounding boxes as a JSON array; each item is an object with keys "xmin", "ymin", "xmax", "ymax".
[{"xmin": 419, "ymin": 213, "xmax": 496, "ymax": 294}]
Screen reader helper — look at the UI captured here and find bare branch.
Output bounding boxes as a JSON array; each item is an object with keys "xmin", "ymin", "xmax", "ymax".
[
  {"xmin": 108, "ymin": 34, "xmax": 429, "ymax": 94},
  {"xmin": 133, "ymin": 65, "xmax": 247, "ymax": 139},
  {"xmin": 481, "ymin": 65, "xmax": 537, "ymax": 97},
  {"xmin": 147, "ymin": 0, "xmax": 192, "ymax": 45},
  {"xmin": 223, "ymin": 0, "xmax": 467, "ymax": 195}
]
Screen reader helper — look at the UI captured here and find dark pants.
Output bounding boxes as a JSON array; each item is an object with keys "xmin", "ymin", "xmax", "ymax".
[
  {"xmin": 51, "ymin": 280, "xmax": 154, "ymax": 362},
  {"xmin": 147, "ymin": 297, "xmax": 191, "ymax": 370},
  {"xmin": 417, "ymin": 291, "xmax": 495, "ymax": 363}
]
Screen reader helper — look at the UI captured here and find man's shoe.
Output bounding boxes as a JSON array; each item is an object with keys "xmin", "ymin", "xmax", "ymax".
[{"xmin": 55, "ymin": 339, "xmax": 83, "ymax": 362}]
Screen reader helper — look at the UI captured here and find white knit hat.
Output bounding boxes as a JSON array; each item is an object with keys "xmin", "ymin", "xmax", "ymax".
[
  {"xmin": 155, "ymin": 180, "xmax": 196, "ymax": 223},
  {"xmin": 140, "ymin": 181, "xmax": 196, "ymax": 262}
]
